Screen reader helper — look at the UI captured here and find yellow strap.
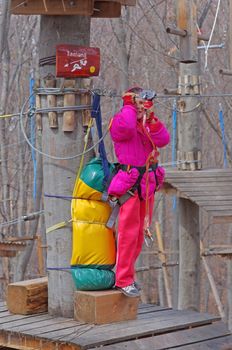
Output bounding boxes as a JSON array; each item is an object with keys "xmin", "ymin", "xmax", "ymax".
[
  {"xmin": 0, "ymin": 114, "xmax": 15, "ymax": 119},
  {"xmin": 46, "ymin": 219, "xmax": 72, "ymax": 234},
  {"xmin": 72, "ymin": 119, "xmax": 93, "ymax": 197}
]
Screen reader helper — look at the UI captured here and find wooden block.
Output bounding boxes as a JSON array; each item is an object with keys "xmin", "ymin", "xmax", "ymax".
[
  {"xmin": 7, "ymin": 277, "xmax": 48, "ymax": 315},
  {"xmin": 63, "ymin": 79, "xmax": 76, "ymax": 132},
  {"xmin": 45, "ymin": 78, "xmax": 58, "ymax": 129},
  {"xmin": 74, "ymin": 290, "xmax": 139, "ymax": 324}
]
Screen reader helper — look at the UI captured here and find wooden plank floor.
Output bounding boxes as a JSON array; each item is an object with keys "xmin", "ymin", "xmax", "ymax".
[
  {"xmin": 0, "ymin": 301, "xmax": 231, "ymax": 350},
  {"xmin": 164, "ymin": 169, "xmax": 232, "ymax": 222}
]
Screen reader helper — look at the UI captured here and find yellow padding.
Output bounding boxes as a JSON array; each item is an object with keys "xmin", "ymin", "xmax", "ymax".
[
  {"xmin": 70, "ymin": 221, "xmax": 116, "ymax": 266},
  {"xmin": 71, "ymin": 198, "xmax": 111, "ymax": 223},
  {"xmin": 73, "ymin": 179, "xmax": 102, "ymax": 200}
]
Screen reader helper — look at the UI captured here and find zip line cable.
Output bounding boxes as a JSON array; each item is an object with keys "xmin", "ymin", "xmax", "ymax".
[
  {"xmin": 20, "ymin": 92, "xmax": 111, "ymax": 160},
  {"xmin": 0, "ymin": 210, "xmax": 44, "ymax": 228}
]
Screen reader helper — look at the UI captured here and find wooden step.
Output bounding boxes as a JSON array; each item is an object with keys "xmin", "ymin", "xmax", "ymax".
[
  {"xmin": 7, "ymin": 277, "xmax": 48, "ymax": 315},
  {"xmin": 74, "ymin": 290, "xmax": 140, "ymax": 325}
]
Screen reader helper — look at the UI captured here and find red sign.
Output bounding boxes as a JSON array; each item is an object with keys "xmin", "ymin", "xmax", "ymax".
[{"xmin": 56, "ymin": 45, "xmax": 100, "ymax": 78}]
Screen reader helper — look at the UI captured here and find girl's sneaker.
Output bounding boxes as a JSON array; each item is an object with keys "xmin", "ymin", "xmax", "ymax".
[{"xmin": 116, "ymin": 284, "xmax": 140, "ymax": 297}]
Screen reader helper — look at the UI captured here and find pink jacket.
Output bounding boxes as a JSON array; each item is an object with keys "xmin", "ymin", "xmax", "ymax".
[{"xmin": 108, "ymin": 104, "xmax": 170, "ymax": 199}]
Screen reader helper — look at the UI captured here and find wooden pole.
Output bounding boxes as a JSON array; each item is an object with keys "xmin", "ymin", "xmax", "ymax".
[
  {"xmin": 155, "ymin": 222, "xmax": 172, "ymax": 308},
  {"xmin": 227, "ymin": 0, "xmax": 232, "ymax": 331},
  {"xmin": 176, "ymin": 0, "xmax": 201, "ymax": 312},
  {"xmin": 39, "ymin": 15, "xmax": 93, "ymax": 317}
]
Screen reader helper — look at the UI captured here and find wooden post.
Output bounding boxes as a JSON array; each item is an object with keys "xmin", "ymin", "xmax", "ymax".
[
  {"xmin": 39, "ymin": 15, "xmax": 94, "ymax": 317},
  {"xmin": 178, "ymin": 198, "xmax": 200, "ymax": 311},
  {"xmin": 35, "ymin": 79, "xmax": 42, "ymax": 130},
  {"xmin": 177, "ymin": 0, "xmax": 198, "ymax": 63},
  {"xmin": 176, "ymin": 0, "xmax": 201, "ymax": 312},
  {"xmin": 177, "ymin": 62, "xmax": 201, "ymax": 170},
  {"xmin": 155, "ymin": 222, "xmax": 172, "ymax": 308},
  {"xmin": 63, "ymin": 79, "xmax": 76, "ymax": 132},
  {"xmin": 81, "ymin": 78, "xmax": 92, "ymax": 128},
  {"xmin": 227, "ymin": 1, "xmax": 232, "ymax": 331},
  {"xmin": 45, "ymin": 77, "xmax": 58, "ymax": 128}
]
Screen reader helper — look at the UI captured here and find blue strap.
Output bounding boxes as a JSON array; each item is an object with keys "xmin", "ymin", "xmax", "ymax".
[
  {"xmin": 91, "ymin": 94, "xmax": 110, "ymax": 183},
  {"xmin": 29, "ymin": 74, "xmax": 37, "ymax": 201},
  {"xmin": 219, "ymin": 104, "xmax": 227, "ymax": 168}
]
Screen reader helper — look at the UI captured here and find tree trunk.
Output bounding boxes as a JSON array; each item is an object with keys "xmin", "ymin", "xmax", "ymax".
[
  {"xmin": 39, "ymin": 15, "xmax": 91, "ymax": 317},
  {"xmin": 0, "ymin": 0, "xmax": 11, "ymax": 237}
]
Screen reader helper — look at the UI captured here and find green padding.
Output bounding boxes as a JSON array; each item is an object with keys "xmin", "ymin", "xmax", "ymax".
[
  {"xmin": 71, "ymin": 264, "xmax": 115, "ymax": 270},
  {"xmin": 71, "ymin": 267, "xmax": 115, "ymax": 291},
  {"xmin": 80, "ymin": 158, "xmax": 115, "ymax": 193}
]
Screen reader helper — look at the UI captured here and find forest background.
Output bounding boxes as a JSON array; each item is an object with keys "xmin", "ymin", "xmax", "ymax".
[{"xmin": 0, "ymin": 0, "xmax": 232, "ymax": 327}]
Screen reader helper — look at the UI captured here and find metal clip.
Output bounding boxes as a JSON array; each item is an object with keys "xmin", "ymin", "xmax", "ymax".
[{"xmin": 144, "ymin": 228, "xmax": 154, "ymax": 248}]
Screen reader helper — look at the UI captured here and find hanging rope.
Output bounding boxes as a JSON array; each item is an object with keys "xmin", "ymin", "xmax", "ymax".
[
  {"xmin": 218, "ymin": 103, "xmax": 228, "ymax": 168},
  {"xmin": 29, "ymin": 74, "xmax": 37, "ymax": 201},
  {"xmin": 91, "ymin": 94, "xmax": 110, "ymax": 184}
]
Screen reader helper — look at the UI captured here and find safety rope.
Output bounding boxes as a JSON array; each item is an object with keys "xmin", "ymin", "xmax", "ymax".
[{"xmin": 138, "ymin": 121, "xmax": 159, "ymax": 236}]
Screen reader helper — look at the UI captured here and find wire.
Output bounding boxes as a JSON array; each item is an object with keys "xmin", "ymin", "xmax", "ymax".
[
  {"xmin": 0, "ymin": 210, "xmax": 44, "ymax": 228},
  {"xmin": 0, "ymin": 113, "xmax": 20, "ymax": 118},
  {"xmin": 204, "ymin": 0, "xmax": 221, "ymax": 70},
  {"xmin": 0, "ymin": 140, "xmax": 27, "ymax": 150},
  {"xmin": 20, "ymin": 93, "xmax": 110, "ymax": 160},
  {"xmin": 157, "ymin": 99, "xmax": 202, "ymax": 113}
]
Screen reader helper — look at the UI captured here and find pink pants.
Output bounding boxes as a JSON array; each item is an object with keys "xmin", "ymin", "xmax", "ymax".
[{"xmin": 115, "ymin": 192, "xmax": 154, "ymax": 288}]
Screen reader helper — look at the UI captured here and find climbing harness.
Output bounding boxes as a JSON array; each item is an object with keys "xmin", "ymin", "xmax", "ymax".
[{"xmin": 106, "ymin": 115, "xmax": 160, "ymax": 235}]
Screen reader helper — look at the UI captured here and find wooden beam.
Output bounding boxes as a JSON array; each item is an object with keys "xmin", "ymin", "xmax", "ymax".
[
  {"xmin": 213, "ymin": 216, "xmax": 232, "ymax": 224},
  {"xmin": 11, "ymin": 0, "xmax": 94, "ymax": 15},
  {"xmin": 92, "ymin": 1, "xmax": 121, "ymax": 17},
  {"xmin": 0, "ymin": 333, "xmax": 75, "ymax": 350},
  {"xmin": 118, "ymin": 0, "xmax": 136, "ymax": 4},
  {"xmin": 95, "ymin": 0, "xmax": 136, "ymax": 4}
]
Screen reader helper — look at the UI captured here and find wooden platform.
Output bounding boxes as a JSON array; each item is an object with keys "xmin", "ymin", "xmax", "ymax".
[
  {"xmin": 164, "ymin": 168, "xmax": 232, "ymax": 223},
  {"xmin": 0, "ymin": 301, "xmax": 231, "ymax": 349}
]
